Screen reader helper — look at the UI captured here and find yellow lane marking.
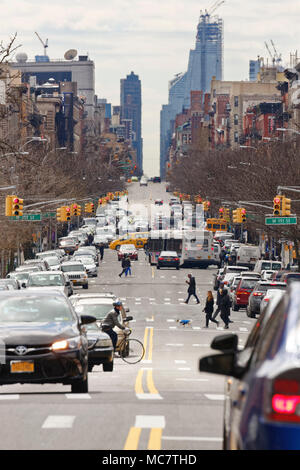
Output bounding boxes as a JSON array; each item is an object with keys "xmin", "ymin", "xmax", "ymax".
[
  {"xmin": 123, "ymin": 427, "xmax": 142, "ymax": 450},
  {"xmin": 135, "ymin": 369, "xmax": 144, "ymax": 395},
  {"xmin": 147, "ymin": 327, "xmax": 154, "ymax": 362},
  {"xmin": 148, "ymin": 428, "xmax": 163, "ymax": 450},
  {"xmin": 146, "ymin": 369, "xmax": 159, "ymax": 395},
  {"xmin": 142, "ymin": 327, "xmax": 150, "ymax": 361}
]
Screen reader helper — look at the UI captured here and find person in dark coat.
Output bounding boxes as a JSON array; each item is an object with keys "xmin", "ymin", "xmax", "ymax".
[
  {"xmin": 203, "ymin": 291, "xmax": 219, "ymax": 328},
  {"xmin": 185, "ymin": 274, "xmax": 200, "ymax": 304},
  {"xmin": 220, "ymin": 288, "xmax": 231, "ymax": 329},
  {"xmin": 125, "ymin": 257, "xmax": 132, "ymax": 276},
  {"xmin": 212, "ymin": 284, "xmax": 223, "ymax": 321},
  {"xmin": 99, "ymin": 242, "xmax": 104, "ymax": 261},
  {"xmin": 119, "ymin": 255, "xmax": 130, "ymax": 277}
]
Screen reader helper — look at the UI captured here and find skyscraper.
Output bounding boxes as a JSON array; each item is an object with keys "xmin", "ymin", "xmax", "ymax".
[
  {"xmin": 120, "ymin": 71, "xmax": 143, "ymax": 172},
  {"xmin": 160, "ymin": 10, "xmax": 223, "ymax": 177}
]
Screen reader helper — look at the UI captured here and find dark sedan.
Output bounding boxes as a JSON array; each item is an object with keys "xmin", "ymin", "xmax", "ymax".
[
  {"xmin": 86, "ymin": 322, "xmax": 114, "ymax": 372},
  {"xmin": 0, "ymin": 291, "xmax": 95, "ymax": 393},
  {"xmin": 157, "ymin": 251, "xmax": 180, "ymax": 270}
]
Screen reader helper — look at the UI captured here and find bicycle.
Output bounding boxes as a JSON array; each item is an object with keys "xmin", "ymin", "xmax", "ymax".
[{"xmin": 117, "ymin": 329, "xmax": 145, "ymax": 364}]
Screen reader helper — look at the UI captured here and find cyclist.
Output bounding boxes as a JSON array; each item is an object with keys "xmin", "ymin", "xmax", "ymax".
[{"xmin": 101, "ymin": 301, "xmax": 130, "ymax": 350}]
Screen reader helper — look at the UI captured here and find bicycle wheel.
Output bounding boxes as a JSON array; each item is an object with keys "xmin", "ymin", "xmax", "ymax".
[{"xmin": 120, "ymin": 338, "xmax": 145, "ymax": 364}]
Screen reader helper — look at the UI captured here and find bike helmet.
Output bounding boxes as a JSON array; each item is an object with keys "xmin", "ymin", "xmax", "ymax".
[{"xmin": 113, "ymin": 301, "xmax": 122, "ymax": 307}]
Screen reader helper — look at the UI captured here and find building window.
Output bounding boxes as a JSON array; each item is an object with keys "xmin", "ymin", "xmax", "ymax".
[
  {"xmin": 234, "ymin": 131, "xmax": 239, "ymax": 142},
  {"xmin": 234, "ymin": 96, "xmax": 239, "ymax": 107},
  {"xmin": 234, "ymin": 114, "xmax": 239, "ymax": 125}
]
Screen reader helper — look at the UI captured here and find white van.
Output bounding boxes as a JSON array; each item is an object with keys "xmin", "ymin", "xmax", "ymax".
[
  {"xmin": 236, "ymin": 245, "xmax": 261, "ymax": 269},
  {"xmin": 254, "ymin": 259, "xmax": 283, "ymax": 273}
]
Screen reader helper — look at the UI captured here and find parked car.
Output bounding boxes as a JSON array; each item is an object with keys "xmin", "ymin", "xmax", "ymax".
[
  {"xmin": 25, "ymin": 271, "xmax": 73, "ymax": 297},
  {"xmin": 236, "ymin": 245, "xmax": 261, "ymax": 269},
  {"xmin": 60, "ymin": 261, "xmax": 88, "ymax": 289},
  {"xmin": 58, "ymin": 237, "xmax": 79, "ymax": 255},
  {"xmin": 279, "ymin": 272, "xmax": 300, "ymax": 285},
  {"xmin": 23, "ymin": 259, "xmax": 49, "ymax": 270},
  {"xmin": 157, "ymin": 251, "xmax": 180, "ymax": 270},
  {"xmin": 72, "ymin": 256, "xmax": 97, "ymax": 278},
  {"xmin": 213, "ymin": 267, "xmax": 225, "ymax": 290},
  {"xmin": 247, "ymin": 280, "xmax": 286, "ymax": 317},
  {"xmin": 200, "ymin": 283, "xmax": 300, "ymax": 450},
  {"xmin": 227, "ymin": 276, "xmax": 242, "ymax": 302},
  {"xmin": 0, "ymin": 278, "xmax": 20, "ymax": 290},
  {"xmin": 155, "ymin": 199, "xmax": 163, "ymax": 206},
  {"xmin": 152, "ymin": 176, "xmax": 161, "ymax": 183},
  {"xmin": 43, "ymin": 256, "xmax": 61, "ymax": 271},
  {"xmin": 0, "ymin": 291, "xmax": 96, "ymax": 393},
  {"xmin": 260, "ymin": 288, "xmax": 285, "ymax": 314},
  {"xmin": 261, "ymin": 269, "xmax": 277, "ymax": 281},
  {"xmin": 6, "ymin": 271, "xmax": 31, "ymax": 287},
  {"xmin": 232, "ymin": 277, "xmax": 258, "ymax": 311},
  {"xmin": 117, "ymin": 244, "xmax": 138, "ymax": 261}
]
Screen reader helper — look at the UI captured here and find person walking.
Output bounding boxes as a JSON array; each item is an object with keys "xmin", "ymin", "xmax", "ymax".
[
  {"xmin": 119, "ymin": 255, "xmax": 129, "ymax": 277},
  {"xmin": 220, "ymin": 288, "xmax": 231, "ymax": 329},
  {"xmin": 125, "ymin": 257, "xmax": 132, "ymax": 277},
  {"xmin": 212, "ymin": 284, "xmax": 223, "ymax": 321},
  {"xmin": 99, "ymin": 242, "xmax": 104, "ymax": 261},
  {"xmin": 203, "ymin": 291, "xmax": 219, "ymax": 328},
  {"xmin": 185, "ymin": 274, "xmax": 200, "ymax": 304}
]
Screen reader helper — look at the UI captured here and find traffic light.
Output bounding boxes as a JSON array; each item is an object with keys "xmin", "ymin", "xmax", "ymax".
[
  {"xmin": 77, "ymin": 205, "xmax": 81, "ymax": 216},
  {"xmin": 203, "ymin": 201, "xmax": 210, "ymax": 212},
  {"xmin": 233, "ymin": 209, "xmax": 242, "ymax": 224},
  {"xmin": 65, "ymin": 206, "xmax": 71, "ymax": 221},
  {"xmin": 273, "ymin": 195, "xmax": 282, "ymax": 216},
  {"xmin": 224, "ymin": 208, "xmax": 230, "ymax": 222},
  {"xmin": 5, "ymin": 195, "xmax": 13, "ymax": 216},
  {"xmin": 56, "ymin": 206, "xmax": 66, "ymax": 222},
  {"xmin": 98, "ymin": 199, "xmax": 102, "ymax": 207},
  {"xmin": 90, "ymin": 203, "xmax": 95, "ymax": 214},
  {"xmin": 241, "ymin": 208, "xmax": 247, "ymax": 223},
  {"xmin": 219, "ymin": 207, "xmax": 224, "ymax": 217},
  {"xmin": 12, "ymin": 196, "xmax": 23, "ymax": 216},
  {"xmin": 72, "ymin": 204, "xmax": 78, "ymax": 217},
  {"xmin": 281, "ymin": 196, "xmax": 291, "ymax": 216}
]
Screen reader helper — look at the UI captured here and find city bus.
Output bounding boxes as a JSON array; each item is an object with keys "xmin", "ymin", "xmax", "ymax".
[
  {"xmin": 180, "ymin": 229, "xmax": 217, "ymax": 268},
  {"xmin": 206, "ymin": 218, "xmax": 228, "ymax": 233},
  {"xmin": 146, "ymin": 230, "xmax": 183, "ymax": 265}
]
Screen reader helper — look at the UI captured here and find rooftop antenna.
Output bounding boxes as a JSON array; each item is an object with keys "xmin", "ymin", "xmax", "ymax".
[{"xmin": 35, "ymin": 32, "xmax": 48, "ymax": 56}]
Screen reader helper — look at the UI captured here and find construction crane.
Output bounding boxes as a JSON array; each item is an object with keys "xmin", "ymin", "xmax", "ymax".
[
  {"xmin": 35, "ymin": 32, "xmax": 48, "ymax": 56},
  {"xmin": 270, "ymin": 39, "xmax": 282, "ymax": 66},
  {"xmin": 208, "ymin": 0, "xmax": 225, "ymax": 16},
  {"xmin": 264, "ymin": 41, "xmax": 275, "ymax": 65}
]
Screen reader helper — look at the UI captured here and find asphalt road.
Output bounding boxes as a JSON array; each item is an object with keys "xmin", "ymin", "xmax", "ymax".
[{"xmin": 0, "ymin": 182, "xmax": 256, "ymax": 451}]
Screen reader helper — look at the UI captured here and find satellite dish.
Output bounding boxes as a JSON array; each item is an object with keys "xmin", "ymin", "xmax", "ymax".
[
  {"xmin": 64, "ymin": 49, "xmax": 77, "ymax": 60},
  {"xmin": 16, "ymin": 52, "xmax": 28, "ymax": 63}
]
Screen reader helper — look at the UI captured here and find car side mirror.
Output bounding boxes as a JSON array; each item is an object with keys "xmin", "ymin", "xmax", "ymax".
[
  {"xmin": 80, "ymin": 315, "xmax": 97, "ymax": 325},
  {"xmin": 199, "ymin": 353, "xmax": 237, "ymax": 377},
  {"xmin": 210, "ymin": 334, "xmax": 239, "ymax": 352}
]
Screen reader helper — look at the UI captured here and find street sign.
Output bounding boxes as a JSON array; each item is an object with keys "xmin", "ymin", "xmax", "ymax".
[
  {"xmin": 42, "ymin": 212, "xmax": 56, "ymax": 219},
  {"xmin": 265, "ymin": 216, "xmax": 297, "ymax": 225},
  {"xmin": 9, "ymin": 214, "xmax": 41, "ymax": 221}
]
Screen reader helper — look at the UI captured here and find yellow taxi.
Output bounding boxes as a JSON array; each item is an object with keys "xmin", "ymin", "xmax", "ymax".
[{"xmin": 109, "ymin": 232, "xmax": 149, "ymax": 250}]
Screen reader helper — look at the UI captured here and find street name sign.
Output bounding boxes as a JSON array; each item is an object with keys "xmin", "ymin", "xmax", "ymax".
[
  {"xmin": 42, "ymin": 212, "xmax": 56, "ymax": 219},
  {"xmin": 265, "ymin": 216, "xmax": 297, "ymax": 225},
  {"xmin": 9, "ymin": 214, "xmax": 41, "ymax": 221}
]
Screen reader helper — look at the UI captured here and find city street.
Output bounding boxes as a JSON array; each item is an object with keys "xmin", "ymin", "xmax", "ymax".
[{"xmin": 0, "ymin": 183, "xmax": 256, "ymax": 451}]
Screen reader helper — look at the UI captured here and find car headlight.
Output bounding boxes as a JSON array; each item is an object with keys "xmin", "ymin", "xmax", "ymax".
[
  {"xmin": 95, "ymin": 338, "xmax": 113, "ymax": 348},
  {"xmin": 51, "ymin": 336, "xmax": 82, "ymax": 351}
]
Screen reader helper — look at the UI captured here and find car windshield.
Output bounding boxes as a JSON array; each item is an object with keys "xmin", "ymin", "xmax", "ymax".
[
  {"xmin": 74, "ymin": 303, "xmax": 112, "ymax": 320},
  {"xmin": 240, "ymin": 280, "xmax": 257, "ymax": 289},
  {"xmin": 10, "ymin": 272, "xmax": 30, "ymax": 281},
  {"xmin": 28, "ymin": 274, "xmax": 64, "ymax": 287},
  {"xmin": 0, "ymin": 296, "xmax": 73, "ymax": 323},
  {"xmin": 45, "ymin": 258, "xmax": 60, "ymax": 266},
  {"xmin": 61, "ymin": 265, "xmax": 84, "ymax": 272},
  {"xmin": 77, "ymin": 257, "xmax": 94, "ymax": 264},
  {"xmin": 256, "ymin": 284, "xmax": 286, "ymax": 292}
]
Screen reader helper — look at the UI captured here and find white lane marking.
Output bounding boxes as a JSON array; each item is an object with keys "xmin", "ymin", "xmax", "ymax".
[
  {"xmin": 164, "ymin": 302, "xmax": 171, "ymax": 305},
  {"xmin": 164, "ymin": 298, "xmax": 171, "ymax": 301},
  {"xmin": 42, "ymin": 415, "xmax": 75, "ymax": 429},
  {"xmin": 176, "ymin": 378, "xmax": 208, "ymax": 382},
  {"xmin": 166, "ymin": 344, "xmax": 184, "ymax": 347},
  {"xmin": 146, "ymin": 318, "xmax": 154, "ymax": 322},
  {"xmin": 162, "ymin": 436, "xmax": 222, "ymax": 442},
  {"xmin": 160, "ymin": 276, "xmax": 165, "ymax": 279},
  {"xmin": 239, "ymin": 327, "xmax": 248, "ymax": 332},
  {"xmin": 193, "ymin": 344, "xmax": 209, "ymax": 347},
  {"xmin": 141, "ymin": 359, "xmax": 152, "ymax": 364},
  {"xmin": 135, "ymin": 302, "xmax": 142, "ymax": 305},
  {"xmin": 178, "ymin": 298, "xmax": 185, "ymax": 301},
  {"xmin": 178, "ymin": 368, "xmax": 191, "ymax": 371},
  {"xmin": 205, "ymin": 394, "xmax": 225, "ymax": 400},
  {"xmin": 136, "ymin": 394, "xmax": 163, "ymax": 400},
  {"xmin": 175, "ymin": 360, "xmax": 186, "ymax": 364},
  {"xmin": 135, "ymin": 298, "xmax": 141, "ymax": 301},
  {"xmin": 65, "ymin": 394, "xmax": 91, "ymax": 400},
  {"xmin": 192, "ymin": 327, "xmax": 201, "ymax": 330},
  {"xmin": 169, "ymin": 326, "xmax": 177, "ymax": 330},
  {"xmin": 167, "ymin": 319, "xmax": 175, "ymax": 322},
  {"xmin": 0, "ymin": 394, "xmax": 20, "ymax": 400},
  {"xmin": 135, "ymin": 415, "xmax": 166, "ymax": 429},
  {"xmin": 172, "ymin": 276, "xmax": 177, "ymax": 279}
]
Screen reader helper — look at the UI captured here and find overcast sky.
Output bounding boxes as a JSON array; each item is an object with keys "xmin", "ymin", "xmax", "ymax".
[{"xmin": 2, "ymin": 0, "xmax": 299, "ymax": 175}]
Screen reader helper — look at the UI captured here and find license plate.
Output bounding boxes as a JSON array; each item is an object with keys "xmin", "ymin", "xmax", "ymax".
[
  {"xmin": 11, "ymin": 361, "xmax": 34, "ymax": 373},
  {"xmin": 72, "ymin": 280, "xmax": 77, "ymax": 283}
]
